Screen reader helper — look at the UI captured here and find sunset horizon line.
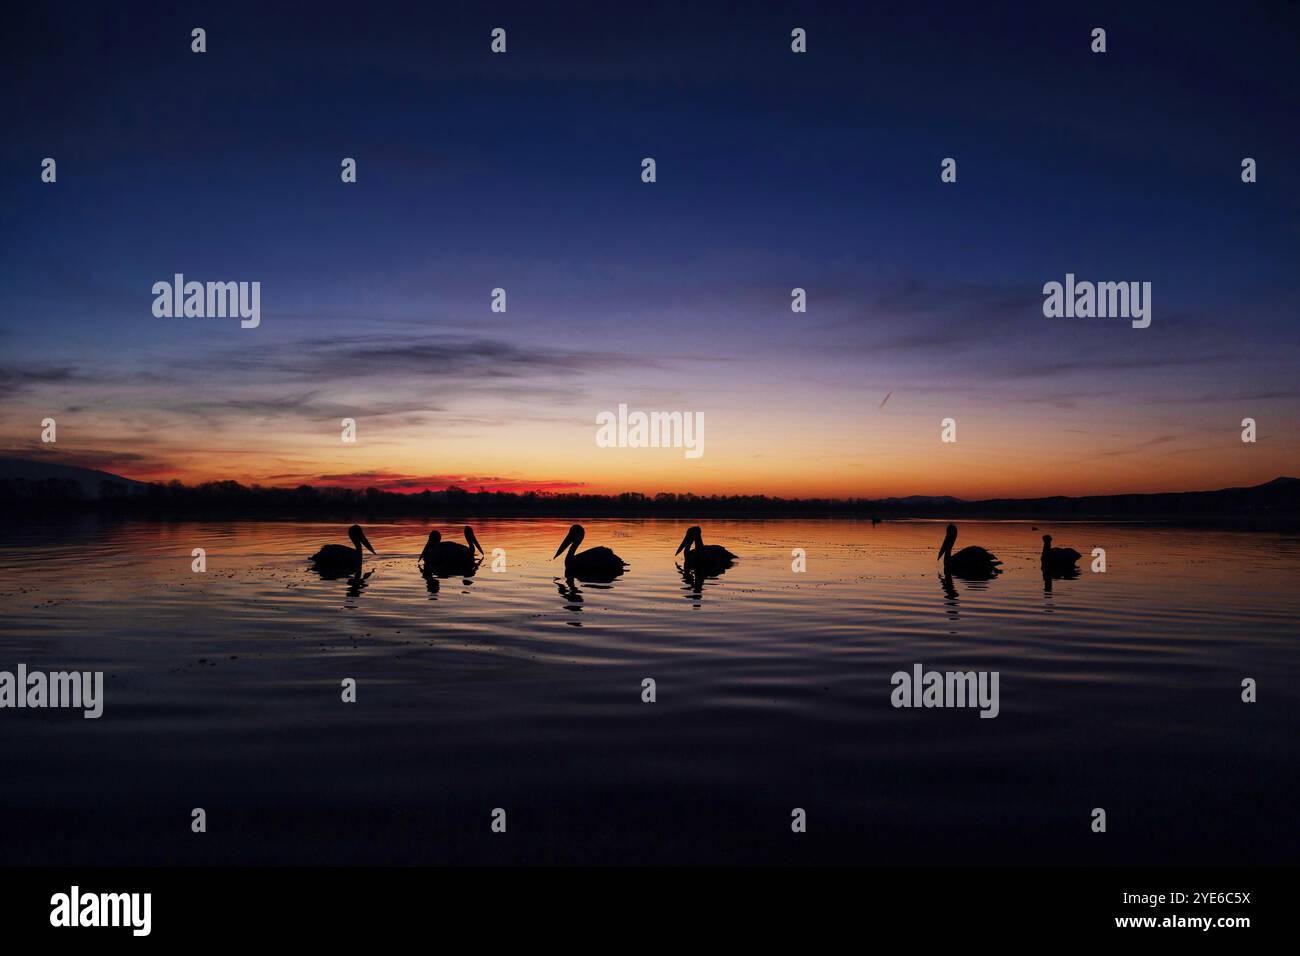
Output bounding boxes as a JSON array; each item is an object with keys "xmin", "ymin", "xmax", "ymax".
[{"xmin": 3, "ymin": 454, "xmax": 1295, "ymax": 506}]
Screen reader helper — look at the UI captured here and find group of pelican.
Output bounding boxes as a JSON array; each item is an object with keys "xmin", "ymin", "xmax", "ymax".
[
  {"xmin": 310, "ymin": 522, "xmax": 1079, "ymax": 584},
  {"xmin": 936, "ymin": 523, "xmax": 1081, "ymax": 580},
  {"xmin": 311, "ymin": 522, "xmax": 736, "ymax": 582}
]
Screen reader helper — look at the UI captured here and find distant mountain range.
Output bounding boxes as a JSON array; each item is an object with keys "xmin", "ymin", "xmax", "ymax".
[
  {"xmin": 933, "ymin": 475, "xmax": 1300, "ymax": 518},
  {"xmin": 0, "ymin": 457, "xmax": 148, "ymax": 498},
  {"xmin": 1, "ymin": 457, "xmax": 1297, "ymax": 518}
]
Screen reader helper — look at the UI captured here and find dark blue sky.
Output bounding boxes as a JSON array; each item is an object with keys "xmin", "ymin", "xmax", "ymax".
[{"xmin": 2, "ymin": 1, "xmax": 1297, "ymax": 496}]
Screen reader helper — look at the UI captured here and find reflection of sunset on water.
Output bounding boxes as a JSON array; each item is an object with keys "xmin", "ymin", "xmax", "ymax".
[{"xmin": 1, "ymin": 518, "xmax": 1297, "ymax": 864}]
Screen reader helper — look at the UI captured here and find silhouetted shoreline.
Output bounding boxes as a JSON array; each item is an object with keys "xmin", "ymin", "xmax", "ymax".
[{"xmin": 2, "ymin": 465, "xmax": 1297, "ymax": 525}]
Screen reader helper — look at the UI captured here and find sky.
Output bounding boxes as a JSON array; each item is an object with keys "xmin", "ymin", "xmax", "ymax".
[{"xmin": 2, "ymin": 0, "xmax": 1297, "ymax": 499}]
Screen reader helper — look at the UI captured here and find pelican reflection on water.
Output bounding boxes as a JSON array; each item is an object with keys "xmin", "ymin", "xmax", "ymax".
[
  {"xmin": 931, "ymin": 570, "xmax": 963, "ymax": 624},
  {"xmin": 343, "ymin": 569, "xmax": 373, "ymax": 602},
  {"xmin": 678, "ymin": 563, "xmax": 732, "ymax": 605},
  {"xmin": 554, "ymin": 575, "xmax": 621, "ymax": 626},
  {"xmin": 422, "ymin": 570, "xmax": 480, "ymax": 598},
  {"xmin": 555, "ymin": 576, "xmax": 584, "ymax": 620}
]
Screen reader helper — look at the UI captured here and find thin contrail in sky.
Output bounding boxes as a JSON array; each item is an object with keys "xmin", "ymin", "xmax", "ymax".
[{"xmin": 879, "ymin": 391, "xmax": 892, "ymax": 409}]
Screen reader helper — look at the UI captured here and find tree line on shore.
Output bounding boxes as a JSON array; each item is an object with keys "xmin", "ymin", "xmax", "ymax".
[{"xmin": 2, "ymin": 475, "xmax": 1297, "ymax": 520}]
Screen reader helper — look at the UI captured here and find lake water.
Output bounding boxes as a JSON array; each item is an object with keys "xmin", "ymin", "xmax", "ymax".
[{"xmin": 1, "ymin": 518, "xmax": 1296, "ymax": 865}]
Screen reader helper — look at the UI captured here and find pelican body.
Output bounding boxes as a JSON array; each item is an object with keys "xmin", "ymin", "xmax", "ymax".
[
  {"xmin": 937, "ymin": 523, "xmax": 1001, "ymax": 579},
  {"xmin": 1040, "ymin": 534, "xmax": 1081, "ymax": 573},
  {"xmin": 674, "ymin": 526, "xmax": 736, "ymax": 570},
  {"xmin": 310, "ymin": 524, "xmax": 375, "ymax": 574},
  {"xmin": 420, "ymin": 526, "xmax": 484, "ymax": 571},
  {"xmin": 553, "ymin": 524, "xmax": 627, "ymax": 581}
]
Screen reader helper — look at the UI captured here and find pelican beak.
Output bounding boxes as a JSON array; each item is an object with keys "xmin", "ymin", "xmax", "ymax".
[
  {"xmin": 675, "ymin": 530, "xmax": 692, "ymax": 556},
  {"xmin": 467, "ymin": 528, "xmax": 484, "ymax": 555},
  {"xmin": 553, "ymin": 528, "xmax": 574, "ymax": 559},
  {"xmin": 361, "ymin": 533, "xmax": 376, "ymax": 554},
  {"xmin": 937, "ymin": 527, "xmax": 955, "ymax": 561}
]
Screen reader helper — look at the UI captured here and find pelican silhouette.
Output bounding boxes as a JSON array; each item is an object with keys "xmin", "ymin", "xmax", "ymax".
[
  {"xmin": 936, "ymin": 523, "xmax": 1001, "ymax": 579},
  {"xmin": 419, "ymin": 526, "xmax": 484, "ymax": 572},
  {"xmin": 674, "ymin": 525, "xmax": 736, "ymax": 571},
  {"xmin": 1040, "ymin": 534, "xmax": 1081, "ymax": 575},
  {"xmin": 309, "ymin": 525, "xmax": 375, "ymax": 575},
  {"xmin": 553, "ymin": 524, "xmax": 627, "ymax": 582}
]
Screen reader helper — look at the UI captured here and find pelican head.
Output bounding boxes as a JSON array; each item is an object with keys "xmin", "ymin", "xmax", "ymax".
[
  {"xmin": 1043, "ymin": 534, "xmax": 1053, "ymax": 545},
  {"xmin": 464, "ymin": 526, "xmax": 485, "ymax": 555},
  {"xmin": 553, "ymin": 524, "xmax": 586, "ymax": 559},
  {"xmin": 937, "ymin": 523, "xmax": 958, "ymax": 561},
  {"xmin": 349, "ymin": 524, "xmax": 376, "ymax": 554},
  {"xmin": 675, "ymin": 525, "xmax": 703, "ymax": 556}
]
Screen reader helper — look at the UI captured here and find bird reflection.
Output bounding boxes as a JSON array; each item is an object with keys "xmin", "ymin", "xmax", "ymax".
[
  {"xmin": 554, "ymin": 575, "xmax": 620, "ymax": 625},
  {"xmin": 421, "ymin": 559, "xmax": 479, "ymax": 599},
  {"xmin": 677, "ymin": 562, "xmax": 729, "ymax": 606},
  {"xmin": 1041, "ymin": 563, "xmax": 1080, "ymax": 596},
  {"xmin": 311, "ymin": 561, "xmax": 372, "ymax": 591},
  {"xmin": 936, "ymin": 569, "xmax": 995, "ymax": 622},
  {"xmin": 555, "ymin": 577, "xmax": 585, "ymax": 624},
  {"xmin": 938, "ymin": 571, "xmax": 960, "ymax": 621},
  {"xmin": 340, "ymin": 569, "xmax": 373, "ymax": 607},
  {"xmin": 312, "ymin": 561, "xmax": 368, "ymax": 582}
]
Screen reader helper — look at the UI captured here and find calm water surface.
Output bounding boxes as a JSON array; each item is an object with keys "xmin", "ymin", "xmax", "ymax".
[{"xmin": 1, "ymin": 518, "xmax": 1296, "ymax": 865}]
